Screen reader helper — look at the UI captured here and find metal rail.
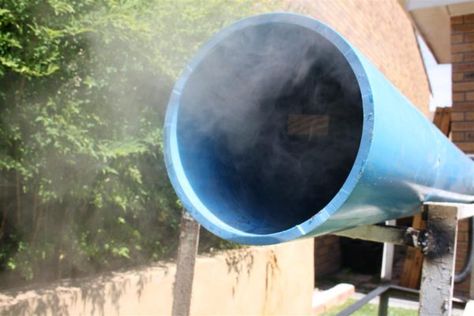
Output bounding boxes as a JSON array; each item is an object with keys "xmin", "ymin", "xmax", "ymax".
[
  {"xmin": 336, "ymin": 284, "xmax": 466, "ymax": 316},
  {"xmin": 333, "ymin": 202, "xmax": 474, "ymax": 316}
]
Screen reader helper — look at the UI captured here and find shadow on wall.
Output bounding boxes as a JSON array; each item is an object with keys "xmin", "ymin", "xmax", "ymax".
[
  {"xmin": 0, "ymin": 265, "xmax": 159, "ymax": 316},
  {"xmin": 0, "ymin": 240, "xmax": 314, "ymax": 316},
  {"xmin": 0, "ymin": 253, "xmax": 257, "ymax": 315}
]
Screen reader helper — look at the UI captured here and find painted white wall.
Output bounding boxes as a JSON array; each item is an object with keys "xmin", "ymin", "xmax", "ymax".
[
  {"xmin": 406, "ymin": 0, "xmax": 473, "ymax": 11},
  {"xmin": 417, "ymin": 34, "xmax": 452, "ymax": 111}
]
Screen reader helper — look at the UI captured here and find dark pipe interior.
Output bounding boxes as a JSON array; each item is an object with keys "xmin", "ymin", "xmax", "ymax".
[{"xmin": 177, "ymin": 23, "xmax": 363, "ymax": 234}]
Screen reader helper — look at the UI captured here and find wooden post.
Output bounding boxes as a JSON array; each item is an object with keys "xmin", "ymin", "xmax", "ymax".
[
  {"xmin": 400, "ymin": 107, "xmax": 452, "ymax": 289},
  {"xmin": 172, "ymin": 210, "xmax": 200, "ymax": 316},
  {"xmin": 419, "ymin": 204, "xmax": 458, "ymax": 316},
  {"xmin": 400, "ymin": 213, "xmax": 426, "ymax": 288}
]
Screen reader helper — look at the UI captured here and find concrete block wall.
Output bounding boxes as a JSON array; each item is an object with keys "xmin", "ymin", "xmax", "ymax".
[{"xmin": 451, "ymin": 14, "xmax": 474, "ymax": 298}]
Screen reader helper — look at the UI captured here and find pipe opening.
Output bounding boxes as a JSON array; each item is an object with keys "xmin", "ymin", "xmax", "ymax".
[{"xmin": 176, "ymin": 22, "xmax": 363, "ymax": 234}]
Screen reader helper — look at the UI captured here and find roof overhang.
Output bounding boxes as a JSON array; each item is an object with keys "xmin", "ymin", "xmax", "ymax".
[{"xmin": 400, "ymin": 0, "xmax": 474, "ymax": 63}]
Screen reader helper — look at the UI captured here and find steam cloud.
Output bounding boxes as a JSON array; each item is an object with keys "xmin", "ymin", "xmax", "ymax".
[{"xmin": 177, "ymin": 22, "xmax": 363, "ymax": 233}]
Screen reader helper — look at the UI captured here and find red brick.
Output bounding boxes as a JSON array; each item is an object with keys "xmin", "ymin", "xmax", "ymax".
[
  {"xmin": 452, "ymin": 23, "xmax": 474, "ymax": 34},
  {"xmin": 452, "ymin": 103, "xmax": 474, "ymax": 110},
  {"xmin": 453, "ymin": 63, "xmax": 474, "ymax": 72},
  {"xmin": 452, "ymin": 121, "xmax": 474, "ymax": 131},
  {"xmin": 452, "ymin": 111, "xmax": 465, "ymax": 121},
  {"xmin": 457, "ymin": 249, "xmax": 468, "ymax": 258},
  {"xmin": 464, "ymin": 15, "xmax": 474, "ymax": 23},
  {"xmin": 452, "ymin": 16, "xmax": 464, "ymax": 24},
  {"xmin": 464, "ymin": 33, "xmax": 474, "ymax": 43},
  {"xmin": 467, "ymin": 92, "xmax": 474, "ymax": 100},
  {"xmin": 452, "ymin": 53, "xmax": 464, "ymax": 63},
  {"xmin": 458, "ymin": 231, "xmax": 468, "ymax": 242},
  {"xmin": 455, "ymin": 290, "xmax": 469, "ymax": 297},
  {"xmin": 457, "ymin": 243, "xmax": 468, "ymax": 253},
  {"xmin": 464, "ymin": 52, "xmax": 474, "ymax": 62},
  {"xmin": 466, "ymin": 111, "xmax": 474, "ymax": 120},
  {"xmin": 317, "ymin": 247, "xmax": 329, "ymax": 256},
  {"xmin": 459, "ymin": 219, "xmax": 470, "ymax": 229},
  {"xmin": 457, "ymin": 254, "xmax": 467, "ymax": 263},
  {"xmin": 452, "ymin": 34, "xmax": 464, "ymax": 44},
  {"xmin": 453, "ymin": 42, "xmax": 474, "ymax": 53},
  {"xmin": 456, "ymin": 142, "xmax": 474, "ymax": 152},
  {"xmin": 466, "ymin": 131, "xmax": 474, "ymax": 140},
  {"xmin": 452, "ymin": 132, "xmax": 465, "ymax": 142},
  {"xmin": 455, "ymin": 284, "xmax": 469, "ymax": 292},
  {"xmin": 453, "ymin": 92, "xmax": 466, "ymax": 102},
  {"xmin": 453, "ymin": 73, "xmax": 464, "ymax": 82},
  {"xmin": 453, "ymin": 81, "xmax": 474, "ymax": 92}
]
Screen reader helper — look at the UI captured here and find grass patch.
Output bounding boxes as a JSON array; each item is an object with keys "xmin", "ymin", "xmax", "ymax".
[{"xmin": 321, "ymin": 298, "xmax": 418, "ymax": 316}]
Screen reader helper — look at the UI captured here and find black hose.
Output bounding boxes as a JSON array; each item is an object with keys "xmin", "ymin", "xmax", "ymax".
[{"xmin": 455, "ymin": 217, "xmax": 474, "ymax": 283}]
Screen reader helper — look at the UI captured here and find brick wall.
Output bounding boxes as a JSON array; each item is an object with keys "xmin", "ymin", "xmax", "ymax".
[
  {"xmin": 455, "ymin": 219, "xmax": 470, "ymax": 297},
  {"xmin": 452, "ymin": 14, "xmax": 474, "ymax": 153},
  {"xmin": 282, "ymin": 0, "xmax": 431, "ymax": 116},
  {"xmin": 451, "ymin": 14, "xmax": 474, "ymax": 298},
  {"xmin": 279, "ymin": 0, "xmax": 431, "ymax": 283},
  {"xmin": 314, "ymin": 235, "xmax": 341, "ymax": 282}
]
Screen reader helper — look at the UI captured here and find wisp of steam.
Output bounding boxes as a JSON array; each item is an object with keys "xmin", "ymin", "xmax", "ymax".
[{"xmin": 175, "ymin": 22, "xmax": 363, "ymax": 234}]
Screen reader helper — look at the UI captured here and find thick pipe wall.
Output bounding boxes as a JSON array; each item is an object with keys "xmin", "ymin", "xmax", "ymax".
[{"xmin": 164, "ymin": 13, "xmax": 474, "ymax": 245}]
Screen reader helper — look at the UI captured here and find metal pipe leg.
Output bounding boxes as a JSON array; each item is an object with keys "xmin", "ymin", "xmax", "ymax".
[
  {"xmin": 419, "ymin": 204, "xmax": 458, "ymax": 316},
  {"xmin": 378, "ymin": 292, "xmax": 389, "ymax": 316}
]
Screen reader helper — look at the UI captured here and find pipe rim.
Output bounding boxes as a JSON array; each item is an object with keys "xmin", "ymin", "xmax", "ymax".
[{"xmin": 164, "ymin": 12, "xmax": 374, "ymax": 244}]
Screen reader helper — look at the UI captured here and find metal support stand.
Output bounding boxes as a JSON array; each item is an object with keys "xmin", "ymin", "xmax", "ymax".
[
  {"xmin": 333, "ymin": 202, "xmax": 474, "ymax": 316},
  {"xmin": 172, "ymin": 210, "xmax": 200, "ymax": 316},
  {"xmin": 419, "ymin": 204, "xmax": 458, "ymax": 316},
  {"xmin": 380, "ymin": 220, "xmax": 396, "ymax": 282},
  {"xmin": 378, "ymin": 290, "xmax": 389, "ymax": 316}
]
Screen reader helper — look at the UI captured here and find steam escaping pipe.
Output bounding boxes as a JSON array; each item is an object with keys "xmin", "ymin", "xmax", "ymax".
[{"xmin": 164, "ymin": 13, "xmax": 474, "ymax": 245}]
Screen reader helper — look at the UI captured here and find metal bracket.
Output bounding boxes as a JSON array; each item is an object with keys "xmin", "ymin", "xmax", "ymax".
[
  {"xmin": 332, "ymin": 202, "xmax": 472, "ymax": 316},
  {"xmin": 332, "ymin": 224, "xmax": 430, "ymax": 251},
  {"xmin": 406, "ymin": 227, "xmax": 430, "ymax": 254}
]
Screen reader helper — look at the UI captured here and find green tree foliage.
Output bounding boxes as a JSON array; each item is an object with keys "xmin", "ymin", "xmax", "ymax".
[{"xmin": 0, "ymin": 0, "xmax": 275, "ymax": 286}]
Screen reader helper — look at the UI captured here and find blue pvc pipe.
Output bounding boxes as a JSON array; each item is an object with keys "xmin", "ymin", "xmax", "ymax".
[{"xmin": 164, "ymin": 13, "xmax": 474, "ymax": 245}]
